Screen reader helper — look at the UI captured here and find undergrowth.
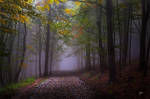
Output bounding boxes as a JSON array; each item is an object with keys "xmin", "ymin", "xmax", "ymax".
[{"xmin": 0, "ymin": 77, "xmax": 35, "ymax": 94}]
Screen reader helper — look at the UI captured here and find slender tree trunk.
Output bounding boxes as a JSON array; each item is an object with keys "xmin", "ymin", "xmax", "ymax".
[
  {"xmin": 49, "ymin": 38, "xmax": 53, "ymax": 75},
  {"xmin": 85, "ymin": 42, "xmax": 91, "ymax": 70},
  {"xmin": 139, "ymin": 0, "xmax": 149, "ymax": 76},
  {"xmin": 129, "ymin": 11, "xmax": 133, "ymax": 65},
  {"xmin": 122, "ymin": 1, "xmax": 131, "ymax": 67},
  {"xmin": 8, "ymin": 23, "xmax": 16, "ymax": 82},
  {"xmin": 80, "ymin": 49, "xmax": 84, "ymax": 70},
  {"xmin": 92, "ymin": 50, "xmax": 96, "ymax": 70},
  {"xmin": 15, "ymin": 23, "xmax": 27, "ymax": 82},
  {"xmin": 96, "ymin": 2, "xmax": 106, "ymax": 73},
  {"xmin": 145, "ymin": 35, "xmax": 150, "ymax": 76},
  {"xmin": 44, "ymin": 23, "xmax": 50, "ymax": 76},
  {"xmin": 38, "ymin": 24, "xmax": 42, "ymax": 77},
  {"xmin": 116, "ymin": 0, "xmax": 122, "ymax": 77},
  {"xmin": 106, "ymin": 0, "xmax": 116, "ymax": 83}
]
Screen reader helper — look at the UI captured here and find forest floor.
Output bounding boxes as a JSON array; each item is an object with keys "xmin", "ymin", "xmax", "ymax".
[
  {"xmin": 10, "ymin": 76, "xmax": 94, "ymax": 99},
  {"xmin": 80, "ymin": 65, "xmax": 150, "ymax": 99},
  {"xmin": 1, "ymin": 65, "xmax": 150, "ymax": 99}
]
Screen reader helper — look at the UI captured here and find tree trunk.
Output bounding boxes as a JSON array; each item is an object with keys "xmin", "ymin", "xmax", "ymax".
[
  {"xmin": 15, "ymin": 23, "xmax": 27, "ymax": 82},
  {"xmin": 96, "ymin": 2, "xmax": 106, "ymax": 73},
  {"xmin": 106, "ymin": 0, "xmax": 116, "ymax": 83},
  {"xmin": 139, "ymin": 0, "xmax": 149, "ymax": 76},
  {"xmin": 145, "ymin": 35, "xmax": 150, "ymax": 76},
  {"xmin": 121, "ymin": 1, "xmax": 131, "ymax": 67},
  {"xmin": 85, "ymin": 42, "xmax": 91, "ymax": 70},
  {"xmin": 49, "ymin": 37, "xmax": 54, "ymax": 75},
  {"xmin": 44, "ymin": 23, "xmax": 50, "ymax": 76},
  {"xmin": 38, "ymin": 24, "xmax": 42, "ymax": 77}
]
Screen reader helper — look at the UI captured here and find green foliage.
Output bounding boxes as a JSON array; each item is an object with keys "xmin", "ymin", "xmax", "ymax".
[
  {"xmin": 0, "ymin": 77, "xmax": 35, "ymax": 94},
  {"xmin": 0, "ymin": 0, "xmax": 40, "ymax": 33}
]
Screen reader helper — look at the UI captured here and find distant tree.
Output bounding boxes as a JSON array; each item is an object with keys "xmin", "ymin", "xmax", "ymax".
[
  {"xmin": 38, "ymin": 24, "xmax": 42, "ymax": 77},
  {"xmin": 44, "ymin": 22, "xmax": 51, "ymax": 76}
]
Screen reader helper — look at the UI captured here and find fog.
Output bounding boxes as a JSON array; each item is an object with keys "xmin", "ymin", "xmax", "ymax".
[{"xmin": 54, "ymin": 45, "xmax": 78, "ymax": 71}]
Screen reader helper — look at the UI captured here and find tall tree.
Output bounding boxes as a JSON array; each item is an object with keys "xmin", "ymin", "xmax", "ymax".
[
  {"xmin": 106, "ymin": 0, "xmax": 116, "ymax": 82},
  {"xmin": 15, "ymin": 23, "xmax": 27, "ymax": 82},
  {"xmin": 121, "ymin": 1, "xmax": 131, "ymax": 66},
  {"xmin": 139, "ymin": 0, "xmax": 150, "ymax": 76},
  {"xmin": 44, "ymin": 22, "xmax": 51, "ymax": 76},
  {"xmin": 38, "ymin": 24, "xmax": 42, "ymax": 77},
  {"xmin": 97, "ymin": 4, "xmax": 106, "ymax": 73}
]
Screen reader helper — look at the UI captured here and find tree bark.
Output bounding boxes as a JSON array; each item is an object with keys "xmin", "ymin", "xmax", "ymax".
[
  {"xmin": 38, "ymin": 24, "xmax": 42, "ymax": 77},
  {"xmin": 44, "ymin": 23, "xmax": 50, "ymax": 76},
  {"xmin": 106, "ymin": 0, "xmax": 116, "ymax": 83},
  {"xmin": 15, "ymin": 23, "xmax": 27, "ymax": 82},
  {"xmin": 139, "ymin": 0, "xmax": 150, "ymax": 76}
]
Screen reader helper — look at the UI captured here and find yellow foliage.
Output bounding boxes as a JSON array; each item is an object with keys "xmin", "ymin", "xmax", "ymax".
[
  {"xmin": 46, "ymin": 0, "xmax": 59, "ymax": 5},
  {"xmin": 54, "ymin": 0, "xmax": 59, "ymax": 5},
  {"xmin": 37, "ymin": 6, "xmax": 43, "ymax": 11},
  {"xmin": 20, "ymin": 15, "xmax": 30, "ymax": 24},
  {"xmin": 44, "ymin": 4, "xmax": 50, "ymax": 10},
  {"xmin": 9, "ymin": 4, "xmax": 22, "ymax": 12},
  {"xmin": 12, "ymin": 14, "xmax": 30, "ymax": 24},
  {"xmin": 98, "ymin": 0, "xmax": 103, "ymax": 5},
  {"xmin": 64, "ymin": 9, "xmax": 72, "ymax": 14},
  {"xmin": 0, "ymin": 19, "xmax": 6, "ymax": 25},
  {"xmin": 58, "ymin": 30, "xmax": 70, "ymax": 35},
  {"xmin": 60, "ymin": 0, "xmax": 67, "ymax": 3},
  {"xmin": 75, "ymin": 1, "xmax": 81, "ymax": 6},
  {"xmin": 64, "ymin": 9, "xmax": 76, "ymax": 15},
  {"xmin": 0, "ymin": 0, "xmax": 3, "ymax": 2},
  {"xmin": 37, "ymin": 0, "xmax": 58, "ymax": 11},
  {"xmin": 24, "ymin": 0, "xmax": 33, "ymax": 4},
  {"xmin": 36, "ymin": 0, "xmax": 63, "ymax": 11},
  {"xmin": 47, "ymin": 0, "xmax": 54, "ymax": 5}
]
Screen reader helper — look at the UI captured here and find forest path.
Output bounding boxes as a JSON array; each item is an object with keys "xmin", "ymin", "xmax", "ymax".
[{"xmin": 13, "ymin": 76, "xmax": 94, "ymax": 99}]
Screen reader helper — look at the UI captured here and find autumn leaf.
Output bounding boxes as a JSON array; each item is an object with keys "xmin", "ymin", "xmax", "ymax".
[
  {"xmin": 47, "ymin": 0, "xmax": 54, "ymax": 5},
  {"xmin": 13, "ymin": 14, "xmax": 30, "ymax": 24},
  {"xmin": 0, "ymin": 0, "xmax": 3, "ymax": 2},
  {"xmin": 44, "ymin": 4, "xmax": 50, "ymax": 11},
  {"xmin": 54, "ymin": 0, "xmax": 59, "ymax": 5},
  {"xmin": 47, "ymin": 0, "xmax": 60, "ymax": 5},
  {"xmin": 60, "ymin": 0, "xmax": 67, "ymax": 3},
  {"xmin": 75, "ymin": 1, "xmax": 81, "ymax": 6},
  {"xmin": 58, "ymin": 30, "xmax": 71, "ymax": 35},
  {"xmin": 64, "ymin": 9, "xmax": 76, "ymax": 15},
  {"xmin": 64, "ymin": 9, "xmax": 72, "ymax": 14},
  {"xmin": 24, "ymin": 0, "xmax": 33, "ymax": 4}
]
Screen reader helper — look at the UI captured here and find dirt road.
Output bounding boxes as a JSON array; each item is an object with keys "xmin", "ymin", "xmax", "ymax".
[{"xmin": 13, "ymin": 76, "xmax": 94, "ymax": 99}]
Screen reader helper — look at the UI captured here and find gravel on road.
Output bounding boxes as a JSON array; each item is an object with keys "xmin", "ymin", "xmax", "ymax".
[{"xmin": 12, "ymin": 76, "xmax": 94, "ymax": 99}]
